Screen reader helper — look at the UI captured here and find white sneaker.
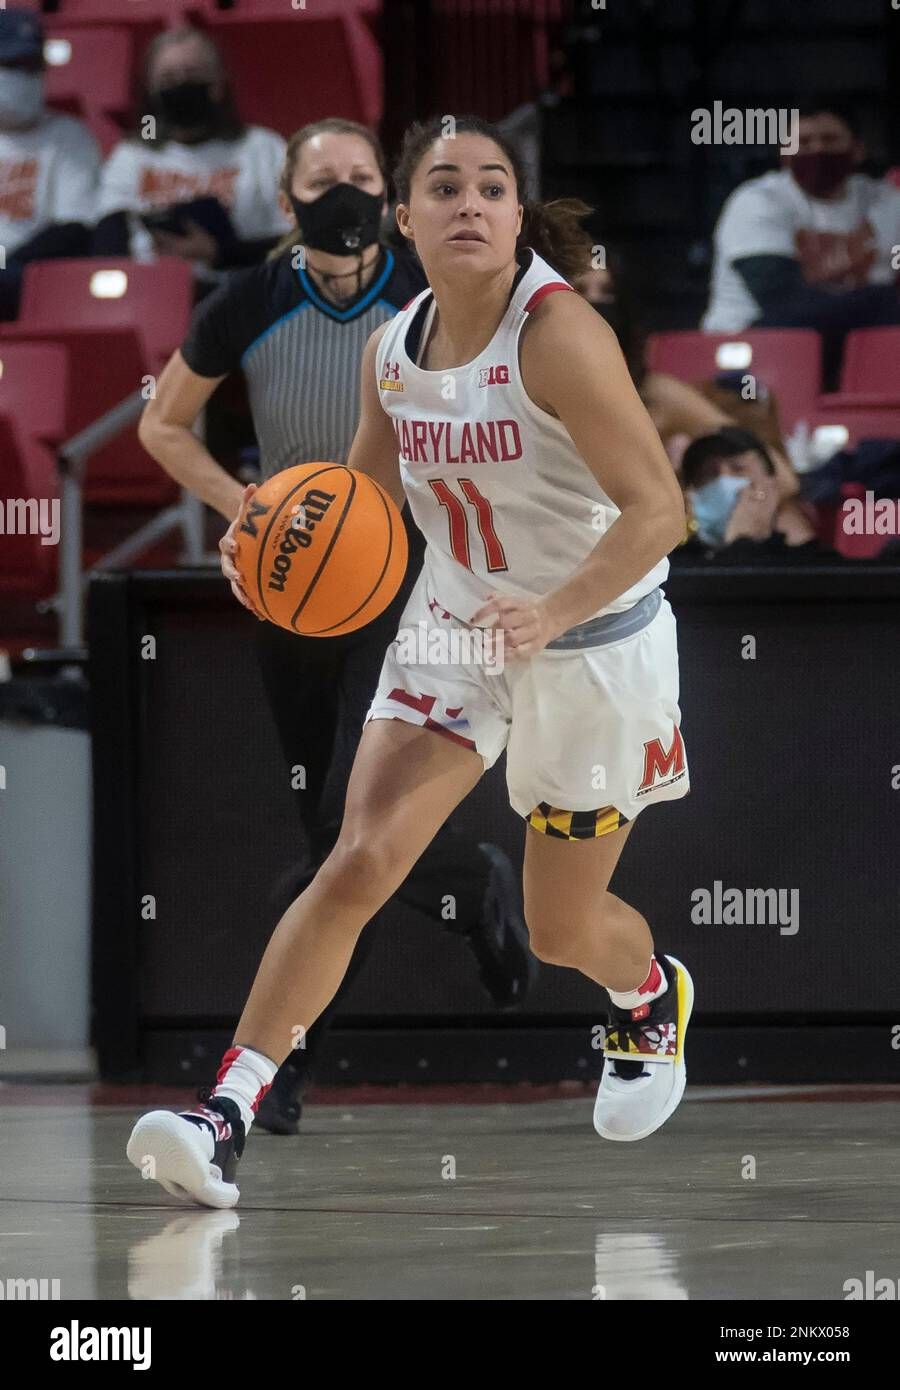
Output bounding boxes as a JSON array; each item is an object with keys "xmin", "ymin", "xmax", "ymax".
[
  {"xmin": 126, "ymin": 1098, "xmax": 245, "ymax": 1209},
  {"xmin": 593, "ymin": 955, "xmax": 694, "ymax": 1142}
]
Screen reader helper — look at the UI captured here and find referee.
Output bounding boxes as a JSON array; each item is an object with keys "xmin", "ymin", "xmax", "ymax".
[{"xmin": 139, "ymin": 118, "xmax": 534, "ymax": 1134}]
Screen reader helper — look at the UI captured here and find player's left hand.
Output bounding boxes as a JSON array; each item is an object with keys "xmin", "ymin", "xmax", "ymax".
[{"xmin": 469, "ymin": 593, "xmax": 558, "ymax": 661}]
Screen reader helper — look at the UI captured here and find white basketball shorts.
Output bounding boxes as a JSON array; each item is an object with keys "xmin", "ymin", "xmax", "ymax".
[{"xmin": 363, "ymin": 569, "xmax": 689, "ymax": 838}]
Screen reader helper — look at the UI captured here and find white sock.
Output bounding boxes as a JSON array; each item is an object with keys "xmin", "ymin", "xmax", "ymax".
[
  {"xmin": 211, "ymin": 1044, "xmax": 279, "ymax": 1134},
  {"xmin": 608, "ymin": 954, "xmax": 668, "ymax": 1012}
]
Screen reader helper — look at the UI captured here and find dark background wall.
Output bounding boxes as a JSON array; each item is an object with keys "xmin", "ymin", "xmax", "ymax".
[{"xmin": 89, "ymin": 566, "xmax": 900, "ymax": 1085}]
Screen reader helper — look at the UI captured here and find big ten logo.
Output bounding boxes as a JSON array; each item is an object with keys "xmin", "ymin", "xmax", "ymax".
[
  {"xmin": 741, "ymin": 1154, "xmax": 757, "ymax": 1181},
  {"xmin": 140, "ymin": 114, "xmax": 156, "ymax": 141},
  {"xmin": 140, "ymin": 1154, "xmax": 157, "ymax": 1181},
  {"xmin": 140, "ymin": 635, "xmax": 156, "ymax": 661},
  {"xmin": 477, "ymin": 365, "xmax": 509, "ymax": 387},
  {"xmin": 741, "ymin": 634, "xmax": 756, "ymax": 660},
  {"xmin": 441, "ymin": 372, "xmax": 457, "ymax": 401},
  {"xmin": 291, "ymin": 1283, "xmax": 307, "ymax": 1298},
  {"xmin": 291, "ymin": 1025, "xmax": 307, "ymax": 1052},
  {"xmin": 141, "ymin": 894, "xmax": 156, "ymax": 921},
  {"xmin": 591, "ymin": 764, "xmax": 606, "ymax": 791},
  {"xmin": 291, "ymin": 764, "xmax": 306, "ymax": 789},
  {"xmin": 141, "ymin": 375, "xmax": 157, "ymax": 401},
  {"xmin": 590, "ymin": 1024, "xmax": 606, "ymax": 1050},
  {"xmin": 441, "ymin": 893, "xmax": 456, "ymax": 921},
  {"xmin": 441, "ymin": 1154, "xmax": 456, "ymax": 1180},
  {"xmin": 291, "ymin": 245, "xmax": 307, "ymax": 271}
]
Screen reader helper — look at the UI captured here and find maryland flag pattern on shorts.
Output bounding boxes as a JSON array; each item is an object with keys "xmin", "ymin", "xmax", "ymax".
[{"xmin": 526, "ymin": 803, "xmax": 630, "ymax": 840}]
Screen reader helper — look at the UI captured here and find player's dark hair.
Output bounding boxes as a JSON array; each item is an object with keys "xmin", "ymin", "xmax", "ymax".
[
  {"xmin": 681, "ymin": 427, "xmax": 776, "ymax": 490},
  {"xmin": 269, "ymin": 118, "xmax": 389, "ymax": 260},
  {"xmin": 392, "ymin": 114, "xmax": 595, "ymax": 281}
]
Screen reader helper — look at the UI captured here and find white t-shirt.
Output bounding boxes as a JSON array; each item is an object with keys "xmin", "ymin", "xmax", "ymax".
[
  {"xmin": 703, "ymin": 169, "xmax": 900, "ymax": 332},
  {"xmin": 0, "ymin": 110, "xmax": 100, "ymax": 256},
  {"xmin": 97, "ymin": 124, "xmax": 292, "ymax": 257}
]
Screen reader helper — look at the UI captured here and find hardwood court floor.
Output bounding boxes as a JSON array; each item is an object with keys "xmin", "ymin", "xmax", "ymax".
[{"xmin": 0, "ymin": 1084, "xmax": 898, "ymax": 1300}]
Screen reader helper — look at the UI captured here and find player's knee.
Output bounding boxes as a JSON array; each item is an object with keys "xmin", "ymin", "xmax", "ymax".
[
  {"xmin": 320, "ymin": 832, "xmax": 409, "ymax": 902},
  {"xmin": 525, "ymin": 913, "xmax": 586, "ymax": 967}
]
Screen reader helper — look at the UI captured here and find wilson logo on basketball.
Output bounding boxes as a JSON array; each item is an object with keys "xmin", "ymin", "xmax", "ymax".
[
  {"xmin": 267, "ymin": 487, "xmax": 337, "ymax": 592},
  {"xmin": 636, "ymin": 726, "xmax": 687, "ymax": 796},
  {"xmin": 478, "ymin": 364, "xmax": 509, "ymax": 387},
  {"xmin": 380, "ymin": 359, "xmax": 403, "ymax": 391}
]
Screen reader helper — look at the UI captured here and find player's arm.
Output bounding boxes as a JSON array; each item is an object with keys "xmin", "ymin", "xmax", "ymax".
[
  {"xmin": 138, "ymin": 350, "xmax": 243, "ymax": 522},
  {"xmin": 346, "ymin": 323, "xmax": 406, "ymax": 513},
  {"xmin": 517, "ymin": 291, "xmax": 687, "ymax": 635}
]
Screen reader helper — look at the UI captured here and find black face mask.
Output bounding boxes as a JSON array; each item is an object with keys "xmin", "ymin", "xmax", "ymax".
[
  {"xmin": 290, "ymin": 183, "xmax": 383, "ymax": 256},
  {"xmin": 153, "ymin": 80, "xmax": 217, "ymax": 131}
]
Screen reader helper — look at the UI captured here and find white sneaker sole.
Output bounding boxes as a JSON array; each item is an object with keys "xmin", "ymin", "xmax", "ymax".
[
  {"xmin": 126, "ymin": 1111, "xmax": 240, "ymax": 1209},
  {"xmin": 594, "ymin": 955, "xmax": 694, "ymax": 1143}
]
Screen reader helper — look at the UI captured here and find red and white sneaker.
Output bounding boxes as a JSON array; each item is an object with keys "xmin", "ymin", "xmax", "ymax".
[
  {"xmin": 593, "ymin": 955, "xmax": 694, "ymax": 1142},
  {"xmin": 126, "ymin": 1093, "xmax": 245, "ymax": 1209}
]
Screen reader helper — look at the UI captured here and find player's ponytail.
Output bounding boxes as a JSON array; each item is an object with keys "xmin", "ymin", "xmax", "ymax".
[
  {"xmin": 519, "ymin": 197, "xmax": 596, "ymax": 282},
  {"xmin": 393, "ymin": 114, "xmax": 596, "ymax": 282}
]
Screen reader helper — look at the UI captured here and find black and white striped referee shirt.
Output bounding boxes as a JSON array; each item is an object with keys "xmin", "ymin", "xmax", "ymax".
[{"xmin": 180, "ymin": 245, "xmax": 427, "ymax": 480}]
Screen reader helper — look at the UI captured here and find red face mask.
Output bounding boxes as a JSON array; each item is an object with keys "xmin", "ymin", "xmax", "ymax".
[{"xmin": 787, "ymin": 150, "xmax": 855, "ymax": 198}]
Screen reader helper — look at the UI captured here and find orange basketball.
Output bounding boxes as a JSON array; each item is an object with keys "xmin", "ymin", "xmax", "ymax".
[{"xmin": 234, "ymin": 463, "xmax": 408, "ymax": 636}]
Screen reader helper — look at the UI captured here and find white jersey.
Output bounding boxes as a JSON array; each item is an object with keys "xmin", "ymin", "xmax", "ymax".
[{"xmin": 375, "ymin": 248, "xmax": 668, "ymax": 626}]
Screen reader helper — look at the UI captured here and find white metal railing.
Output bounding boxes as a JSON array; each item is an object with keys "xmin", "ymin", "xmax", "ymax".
[{"xmin": 40, "ymin": 394, "xmax": 207, "ymax": 647}]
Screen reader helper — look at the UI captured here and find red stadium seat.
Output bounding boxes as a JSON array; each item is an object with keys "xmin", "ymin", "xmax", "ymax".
[
  {"xmin": 1, "ymin": 259, "xmax": 193, "ymax": 505},
  {"xmin": 44, "ymin": 26, "xmax": 133, "ymax": 155},
  {"xmin": 0, "ymin": 343, "xmax": 69, "ymax": 452},
  {"xmin": 809, "ymin": 404, "xmax": 900, "ymax": 448},
  {"xmin": 836, "ymin": 328, "xmax": 900, "ymax": 398},
  {"xmin": 645, "ymin": 329, "xmax": 823, "ymax": 433},
  {"xmin": 49, "ymin": 0, "xmax": 199, "ymax": 23},
  {"xmin": 832, "ymin": 482, "xmax": 899, "ymax": 560},
  {"xmin": 205, "ymin": 8, "xmax": 382, "ymax": 135},
  {"xmin": 0, "ymin": 420, "xmax": 59, "ymax": 601}
]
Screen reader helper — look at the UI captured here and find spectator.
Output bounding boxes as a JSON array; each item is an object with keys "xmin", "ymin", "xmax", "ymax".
[
  {"xmin": 93, "ymin": 25, "xmax": 290, "ymax": 279},
  {"xmin": 702, "ymin": 102, "xmax": 900, "ymax": 384},
  {"xmin": 681, "ymin": 427, "xmax": 817, "ymax": 554},
  {"xmin": 0, "ymin": 9, "xmax": 100, "ymax": 320}
]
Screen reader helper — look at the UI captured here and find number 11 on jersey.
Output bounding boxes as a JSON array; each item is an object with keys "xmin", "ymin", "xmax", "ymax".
[{"xmin": 429, "ymin": 477, "xmax": 509, "ymax": 574}]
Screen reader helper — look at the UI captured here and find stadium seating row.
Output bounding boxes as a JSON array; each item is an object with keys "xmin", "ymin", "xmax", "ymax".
[{"xmin": 34, "ymin": 1, "xmax": 381, "ymax": 149}]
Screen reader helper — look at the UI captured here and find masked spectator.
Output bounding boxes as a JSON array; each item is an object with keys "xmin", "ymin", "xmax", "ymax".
[
  {"xmin": 0, "ymin": 8, "xmax": 100, "ymax": 319},
  {"xmin": 702, "ymin": 103, "xmax": 900, "ymax": 385},
  {"xmin": 681, "ymin": 427, "xmax": 817, "ymax": 553},
  {"xmin": 93, "ymin": 25, "xmax": 290, "ymax": 279}
]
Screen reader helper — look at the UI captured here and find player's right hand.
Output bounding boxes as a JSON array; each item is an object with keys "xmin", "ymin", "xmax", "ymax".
[{"xmin": 220, "ymin": 484, "xmax": 266, "ymax": 621}]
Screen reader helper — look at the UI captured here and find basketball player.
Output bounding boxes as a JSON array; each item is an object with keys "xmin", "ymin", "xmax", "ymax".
[
  {"xmin": 138, "ymin": 118, "xmax": 535, "ymax": 1137},
  {"xmin": 128, "ymin": 115, "xmax": 693, "ymax": 1208}
]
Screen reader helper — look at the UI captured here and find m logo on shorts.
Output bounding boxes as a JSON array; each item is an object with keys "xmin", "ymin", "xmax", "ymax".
[{"xmin": 637, "ymin": 726, "xmax": 686, "ymax": 794}]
